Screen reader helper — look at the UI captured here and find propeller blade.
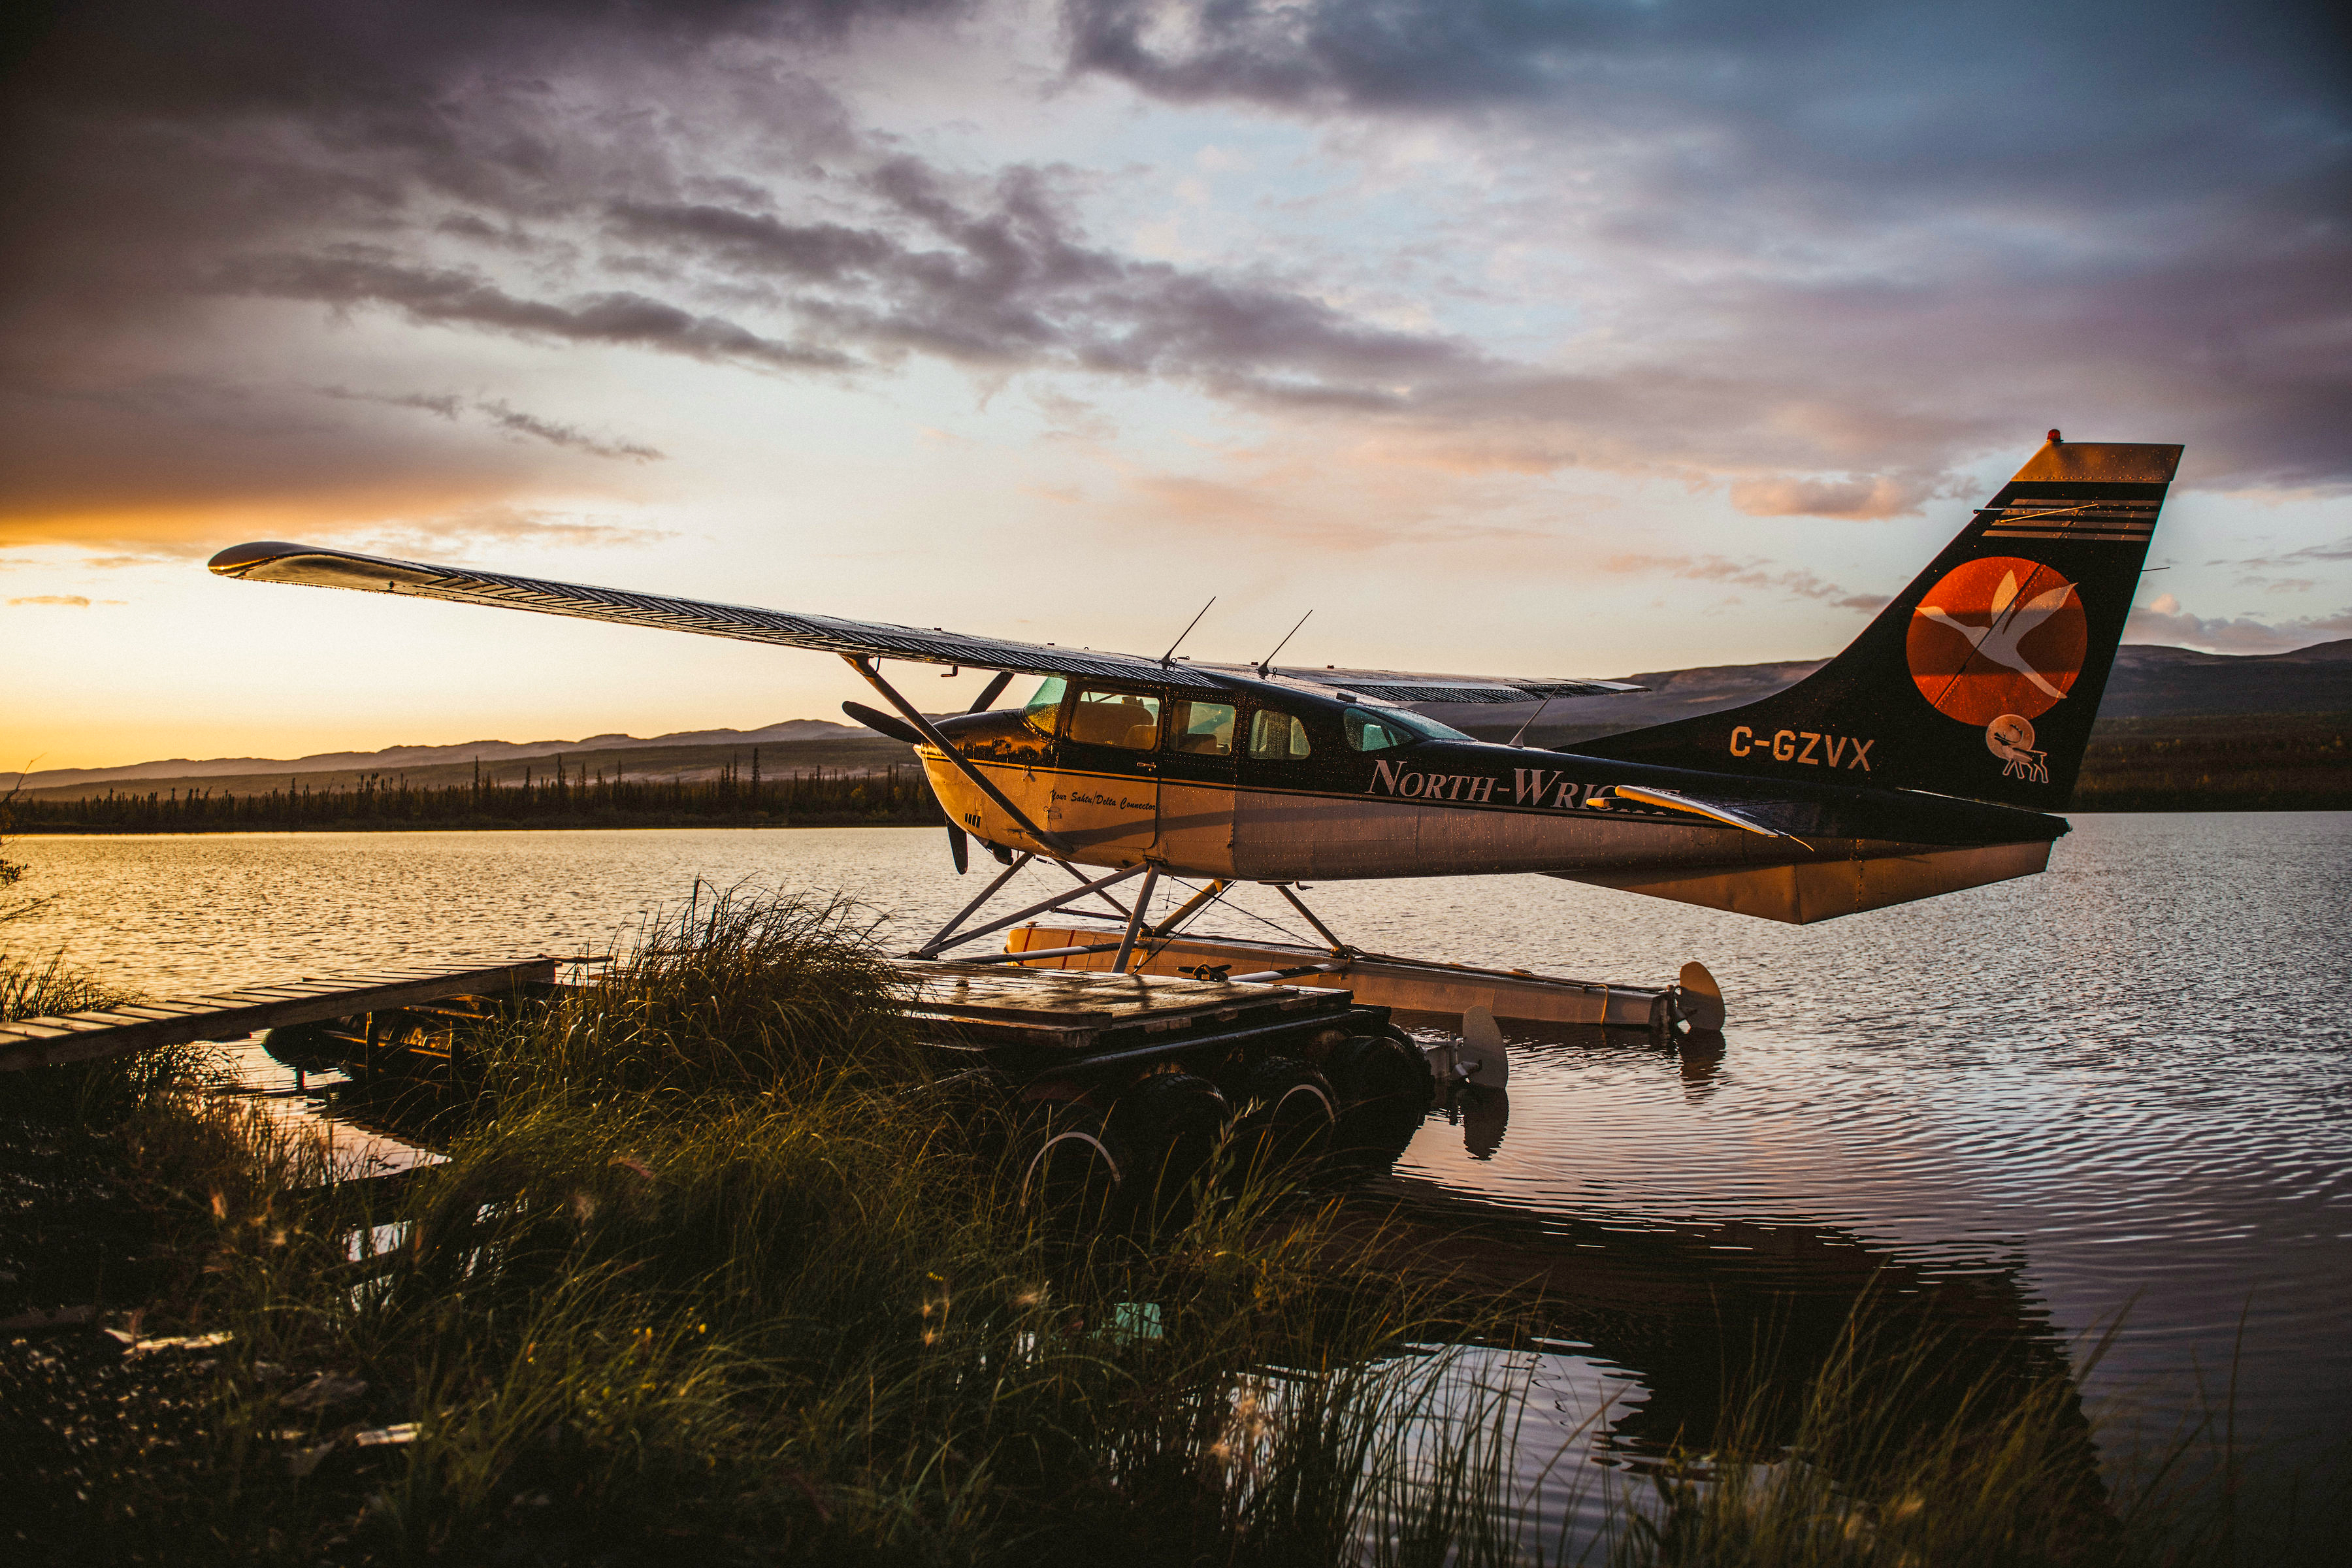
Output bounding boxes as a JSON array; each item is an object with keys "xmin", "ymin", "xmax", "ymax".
[
  {"xmin": 841, "ymin": 700, "xmax": 925, "ymax": 745},
  {"xmin": 947, "ymin": 823, "xmax": 970, "ymax": 875},
  {"xmin": 969, "ymin": 670, "xmax": 1015, "ymax": 713}
]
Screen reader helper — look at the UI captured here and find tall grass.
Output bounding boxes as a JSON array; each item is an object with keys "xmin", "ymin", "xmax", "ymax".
[
  {"xmin": 1597, "ymin": 1308, "xmax": 2349, "ymax": 1568},
  {"xmin": 7, "ymin": 887, "xmax": 2342, "ymax": 1564},
  {"xmin": 4, "ymin": 890, "xmax": 1535, "ymax": 1566}
]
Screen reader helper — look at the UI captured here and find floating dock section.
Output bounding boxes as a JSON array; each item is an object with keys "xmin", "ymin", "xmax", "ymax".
[{"xmin": 1000, "ymin": 924, "xmax": 1712, "ymax": 1032}]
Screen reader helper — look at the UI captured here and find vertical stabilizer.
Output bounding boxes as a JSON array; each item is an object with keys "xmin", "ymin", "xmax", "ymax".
[{"xmin": 1577, "ymin": 437, "xmax": 2183, "ymax": 809}]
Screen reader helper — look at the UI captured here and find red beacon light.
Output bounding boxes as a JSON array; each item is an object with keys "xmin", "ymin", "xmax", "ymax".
[{"xmin": 2048, "ymin": 428, "xmax": 2064, "ymax": 443}]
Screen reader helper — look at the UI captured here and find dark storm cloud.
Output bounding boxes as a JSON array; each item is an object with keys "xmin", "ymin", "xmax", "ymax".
[
  {"xmin": 1061, "ymin": 0, "xmax": 2352, "ymax": 491},
  {"xmin": 319, "ymin": 386, "xmax": 663, "ymax": 460},
  {"xmin": 476, "ymin": 403, "xmax": 664, "ymax": 461},
  {"xmin": 0, "ymin": 0, "xmax": 1496, "ymax": 547},
  {"xmin": 216, "ymin": 252, "xmax": 854, "ymax": 370},
  {"xmin": 1, "ymin": 0, "xmax": 2346, "ymax": 556},
  {"xmin": 610, "ymin": 161, "xmax": 1477, "ymax": 394}
]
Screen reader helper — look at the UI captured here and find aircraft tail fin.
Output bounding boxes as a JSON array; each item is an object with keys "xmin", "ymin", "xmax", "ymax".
[{"xmin": 1576, "ymin": 436, "xmax": 2183, "ymax": 809}]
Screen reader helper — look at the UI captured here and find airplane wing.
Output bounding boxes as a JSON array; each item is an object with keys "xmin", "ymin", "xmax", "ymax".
[
  {"xmin": 206, "ymin": 541, "xmax": 1641, "ymax": 702},
  {"xmin": 1190, "ymin": 662, "xmax": 1641, "ymax": 704}
]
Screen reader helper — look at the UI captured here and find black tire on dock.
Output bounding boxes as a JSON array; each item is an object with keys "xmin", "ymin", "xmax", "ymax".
[
  {"xmin": 260, "ymin": 1022, "xmax": 340, "ymax": 1072},
  {"xmin": 1019, "ymin": 1102, "xmax": 1134, "ymax": 1234},
  {"xmin": 1109, "ymin": 1072, "xmax": 1228, "ymax": 1231},
  {"xmin": 1223, "ymin": 1055, "xmax": 1337, "ymax": 1180},
  {"xmin": 1326, "ymin": 1031, "xmax": 1435, "ymax": 1115}
]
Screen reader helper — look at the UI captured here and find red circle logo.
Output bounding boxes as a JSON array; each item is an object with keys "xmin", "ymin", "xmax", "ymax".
[{"xmin": 1906, "ymin": 556, "xmax": 2085, "ymax": 725}]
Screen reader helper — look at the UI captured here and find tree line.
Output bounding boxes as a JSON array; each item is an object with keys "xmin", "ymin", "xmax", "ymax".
[{"xmin": 14, "ymin": 755, "xmax": 944, "ymax": 832}]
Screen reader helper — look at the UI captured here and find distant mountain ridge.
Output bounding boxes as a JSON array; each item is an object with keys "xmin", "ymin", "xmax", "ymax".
[
  {"xmin": 18, "ymin": 718, "xmax": 870, "ymax": 791},
  {"xmin": 21, "ymin": 640, "xmax": 2350, "ymax": 791},
  {"xmin": 1416, "ymin": 639, "xmax": 2352, "ymax": 739}
]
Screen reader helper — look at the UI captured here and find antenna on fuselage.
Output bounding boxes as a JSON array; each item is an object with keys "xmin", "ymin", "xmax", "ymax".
[
  {"xmin": 1160, "ymin": 596, "xmax": 1216, "ymax": 666},
  {"xmin": 1507, "ymin": 696, "xmax": 1554, "ymax": 749},
  {"xmin": 1255, "ymin": 610, "xmax": 1313, "ymax": 678}
]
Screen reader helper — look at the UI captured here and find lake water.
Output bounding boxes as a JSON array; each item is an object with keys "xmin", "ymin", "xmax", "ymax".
[{"xmin": 10, "ymin": 815, "xmax": 2349, "ymax": 1529}]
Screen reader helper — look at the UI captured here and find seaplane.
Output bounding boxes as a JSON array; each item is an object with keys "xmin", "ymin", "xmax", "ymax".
[{"xmin": 207, "ymin": 435, "xmax": 2181, "ymax": 1045}]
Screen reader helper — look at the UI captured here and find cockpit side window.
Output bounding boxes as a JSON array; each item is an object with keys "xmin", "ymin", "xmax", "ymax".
[
  {"xmin": 1170, "ymin": 699, "xmax": 1237, "ymax": 755},
  {"xmin": 1066, "ymin": 686, "xmax": 1163, "ymax": 750},
  {"xmin": 1343, "ymin": 707, "xmax": 1414, "ymax": 752},
  {"xmin": 1249, "ymin": 708, "xmax": 1312, "ymax": 760},
  {"xmin": 1021, "ymin": 676, "xmax": 1068, "ymax": 736}
]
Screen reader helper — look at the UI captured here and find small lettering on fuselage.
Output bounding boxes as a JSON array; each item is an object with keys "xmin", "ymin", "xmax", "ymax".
[
  {"xmin": 1728, "ymin": 725, "xmax": 1874, "ymax": 771},
  {"xmin": 1049, "ymin": 787, "xmax": 1152, "ymax": 811}
]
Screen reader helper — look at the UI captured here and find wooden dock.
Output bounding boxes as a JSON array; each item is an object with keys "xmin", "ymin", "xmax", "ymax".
[
  {"xmin": 902, "ymin": 960, "xmax": 1354, "ymax": 1057},
  {"xmin": 1000, "ymin": 924, "xmax": 1708, "ymax": 1031},
  {"xmin": 0, "ymin": 959, "xmax": 558, "ymax": 1073}
]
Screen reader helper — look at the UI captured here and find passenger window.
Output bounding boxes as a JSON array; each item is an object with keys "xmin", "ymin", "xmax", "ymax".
[
  {"xmin": 1249, "ymin": 708, "xmax": 1311, "ymax": 760},
  {"xmin": 1170, "ymin": 700, "xmax": 1237, "ymax": 756},
  {"xmin": 1066, "ymin": 687, "xmax": 1162, "ymax": 751},
  {"xmin": 1021, "ymin": 677, "xmax": 1068, "ymax": 736},
  {"xmin": 1344, "ymin": 707, "xmax": 1412, "ymax": 753}
]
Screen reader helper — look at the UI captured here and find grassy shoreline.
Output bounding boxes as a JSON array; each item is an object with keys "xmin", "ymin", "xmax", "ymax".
[{"xmin": 6, "ymin": 891, "xmax": 2342, "ymax": 1563}]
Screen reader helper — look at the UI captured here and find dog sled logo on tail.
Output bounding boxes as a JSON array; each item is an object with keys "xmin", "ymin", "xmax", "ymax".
[
  {"xmin": 1985, "ymin": 713, "xmax": 2048, "ymax": 783},
  {"xmin": 1906, "ymin": 556, "xmax": 2085, "ymax": 726}
]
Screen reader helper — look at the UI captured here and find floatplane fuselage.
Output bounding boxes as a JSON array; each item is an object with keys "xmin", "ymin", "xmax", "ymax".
[
  {"xmin": 208, "ymin": 434, "xmax": 2183, "ymax": 930},
  {"xmin": 911, "ymin": 675, "xmax": 2059, "ymax": 926}
]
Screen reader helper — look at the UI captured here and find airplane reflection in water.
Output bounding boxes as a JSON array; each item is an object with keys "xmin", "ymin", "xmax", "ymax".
[{"xmin": 1341, "ymin": 1021, "xmax": 2092, "ymax": 1475}]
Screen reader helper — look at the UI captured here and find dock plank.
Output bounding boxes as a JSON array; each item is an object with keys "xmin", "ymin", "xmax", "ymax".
[{"xmin": 0, "ymin": 959, "xmax": 558, "ymax": 1072}]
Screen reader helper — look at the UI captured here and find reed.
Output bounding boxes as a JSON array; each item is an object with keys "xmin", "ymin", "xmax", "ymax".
[
  {"xmin": 2, "ymin": 890, "xmax": 1535, "ymax": 1565},
  {"xmin": 8, "ymin": 889, "xmax": 2341, "ymax": 1564},
  {"xmin": 1595, "ymin": 1311, "xmax": 2348, "ymax": 1568}
]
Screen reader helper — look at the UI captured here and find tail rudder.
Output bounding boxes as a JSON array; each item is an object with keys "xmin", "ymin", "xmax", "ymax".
[{"xmin": 1578, "ymin": 434, "xmax": 2183, "ymax": 809}]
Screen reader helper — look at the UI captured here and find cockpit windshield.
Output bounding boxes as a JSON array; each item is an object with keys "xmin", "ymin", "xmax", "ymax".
[
  {"xmin": 1345, "ymin": 705, "xmax": 1471, "ymax": 750},
  {"xmin": 1379, "ymin": 707, "xmax": 1471, "ymax": 742},
  {"xmin": 1021, "ymin": 676, "xmax": 1067, "ymax": 736}
]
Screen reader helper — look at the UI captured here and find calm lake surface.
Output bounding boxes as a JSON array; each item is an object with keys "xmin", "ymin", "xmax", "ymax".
[{"xmin": 12, "ymin": 815, "xmax": 2350, "ymax": 1520}]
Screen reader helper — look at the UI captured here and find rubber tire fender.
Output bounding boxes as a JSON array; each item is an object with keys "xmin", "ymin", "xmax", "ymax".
[
  {"xmin": 1019, "ymin": 1100, "xmax": 1135, "ymax": 1233},
  {"xmin": 1325, "ymin": 1030, "xmax": 1435, "ymax": 1114},
  {"xmin": 1107, "ymin": 1071, "xmax": 1228, "ymax": 1230},
  {"xmin": 1222, "ymin": 1054, "xmax": 1338, "ymax": 1179}
]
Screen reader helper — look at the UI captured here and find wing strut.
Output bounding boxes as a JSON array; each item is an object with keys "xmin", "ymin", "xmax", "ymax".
[{"xmin": 844, "ymin": 655, "xmax": 1072, "ymax": 857}]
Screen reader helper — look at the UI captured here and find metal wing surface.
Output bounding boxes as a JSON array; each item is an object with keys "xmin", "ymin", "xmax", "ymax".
[
  {"xmin": 1188, "ymin": 663, "xmax": 1642, "ymax": 703},
  {"xmin": 206, "ymin": 540, "xmax": 1230, "ymax": 689},
  {"xmin": 206, "ymin": 541, "xmax": 1644, "ymax": 702}
]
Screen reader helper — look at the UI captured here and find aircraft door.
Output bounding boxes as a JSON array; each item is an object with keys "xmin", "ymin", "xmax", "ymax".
[
  {"xmin": 1232, "ymin": 701, "xmax": 1344, "ymax": 878},
  {"xmin": 1156, "ymin": 695, "xmax": 1239, "ymax": 874},
  {"xmin": 1047, "ymin": 684, "xmax": 1162, "ymax": 865}
]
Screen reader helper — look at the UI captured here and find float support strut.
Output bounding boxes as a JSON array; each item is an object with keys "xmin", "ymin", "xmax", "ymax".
[
  {"xmin": 915, "ymin": 863, "xmax": 1151, "ymax": 958},
  {"xmin": 1269, "ymin": 882, "xmax": 1352, "ymax": 956},
  {"xmin": 1111, "ymin": 866, "xmax": 1162, "ymax": 973},
  {"xmin": 919, "ymin": 852, "xmax": 1033, "ymax": 955},
  {"xmin": 1151, "ymin": 879, "xmax": 1226, "ymax": 939}
]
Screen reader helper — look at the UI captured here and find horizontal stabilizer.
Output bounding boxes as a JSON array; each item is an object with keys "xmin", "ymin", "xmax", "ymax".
[{"xmin": 1605, "ymin": 785, "xmax": 1807, "ymax": 842}]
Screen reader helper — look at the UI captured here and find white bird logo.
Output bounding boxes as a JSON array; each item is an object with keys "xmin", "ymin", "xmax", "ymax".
[{"xmin": 1916, "ymin": 570, "xmax": 2074, "ymax": 702}]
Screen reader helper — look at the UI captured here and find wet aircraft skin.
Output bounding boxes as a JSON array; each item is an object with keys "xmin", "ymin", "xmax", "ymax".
[
  {"xmin": 204, "ymin": 439, "xmax": 2184, "ymax": 924},
  {"xmin": 921, "ymin": 685, "xmax": 2066, "ymax": 884}
]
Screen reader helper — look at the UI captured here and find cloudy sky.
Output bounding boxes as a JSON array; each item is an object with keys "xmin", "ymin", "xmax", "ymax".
[{"xmin": 4, "ymin": 0, "xmax": 2346, "ymax": 770}]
